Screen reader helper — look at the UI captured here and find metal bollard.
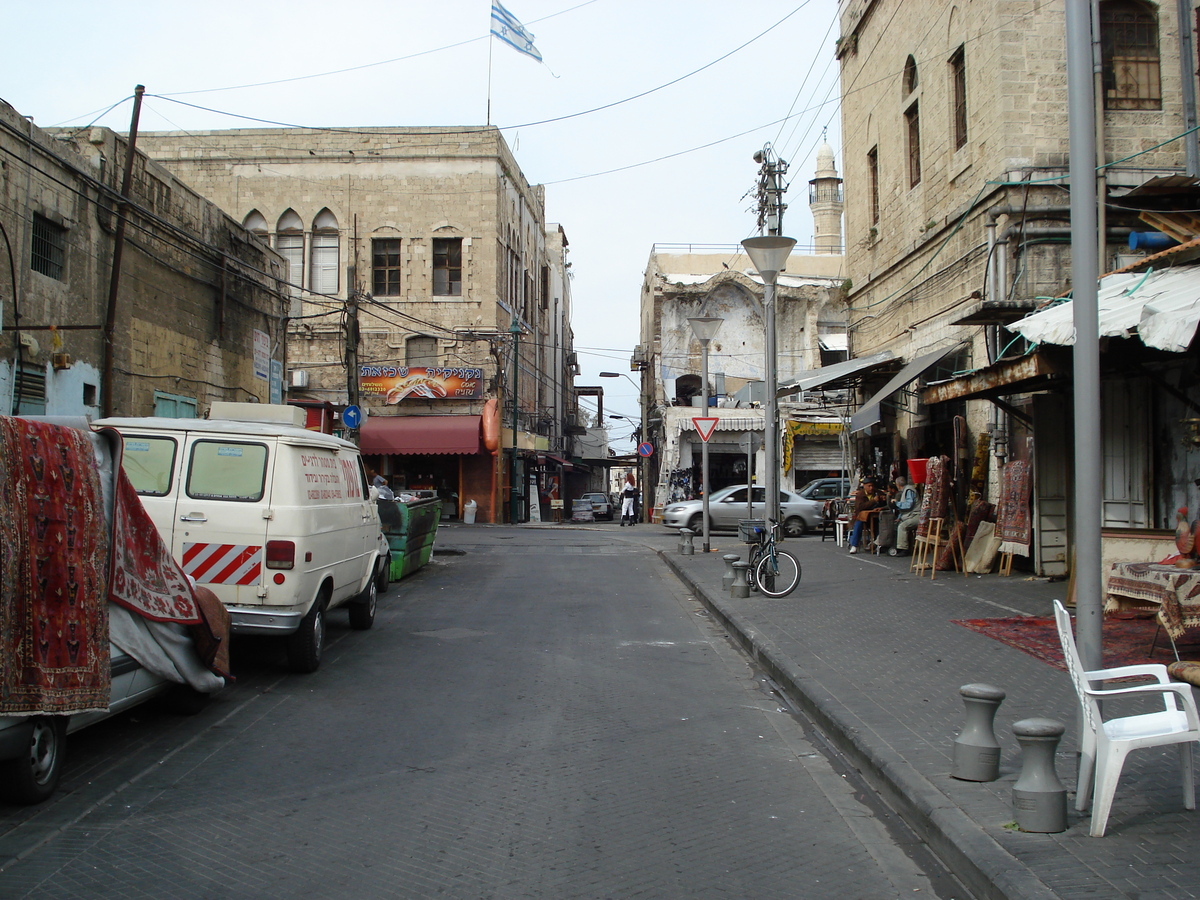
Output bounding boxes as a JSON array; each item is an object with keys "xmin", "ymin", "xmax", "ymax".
[
  {"xmin": 722, "ymin": 554, "xmax": 741, "ymax": 591},
  {"xmin": 1012, "ymin": 717, "xmax": 1067, "ymax": 833},
  {"xmin": 678, "ymin": 527, "xmax": 695, "ymax": 555},
  {"xmin": 952, "ymin": 683, "xmax": 1006, "ymax": 782},
  {"xmin": 730, "ymin": 561, "xmax": 750, "ymax": 598}
]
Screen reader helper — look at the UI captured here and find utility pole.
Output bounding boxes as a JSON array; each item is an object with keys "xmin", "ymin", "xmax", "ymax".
[
  {"xmin": 509, "ymin": 315, "xmax": 522, "ymax": 524},
  {"xmin": 753, "ymin": 144, "xmax": 789, "ymax": 237},
  {"xmin": 102, "ymin": 84, "xmax": 144, "ymax": 418},
  {"xmin": 345, "ymin": 271, "xmax": 360, "ymax": 409}
]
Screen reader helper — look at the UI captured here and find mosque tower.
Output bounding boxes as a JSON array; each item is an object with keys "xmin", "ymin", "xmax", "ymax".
[{"xmin": 808, "ymin": 140, "xmax": 844, "ymax": 255}]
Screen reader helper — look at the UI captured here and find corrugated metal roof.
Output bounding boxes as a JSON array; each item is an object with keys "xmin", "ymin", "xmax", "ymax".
[{"xmin": 1009, "ymin": 267, "xmax": 1200, "ymax": 353}]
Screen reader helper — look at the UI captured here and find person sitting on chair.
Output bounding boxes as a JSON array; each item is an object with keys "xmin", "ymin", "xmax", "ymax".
[
  {"xmin": 891, "ymin": 476, "xmax": 922, "ymax": 556},
  {"xmin": 849, "ymin": 478, "xmax": 886, "ymax": 554}
]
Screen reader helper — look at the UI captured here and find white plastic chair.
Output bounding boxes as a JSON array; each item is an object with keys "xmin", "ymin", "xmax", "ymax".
[{"xmin": 1052, "ymin": 599, "xmax": 1200, "ymax": 836}]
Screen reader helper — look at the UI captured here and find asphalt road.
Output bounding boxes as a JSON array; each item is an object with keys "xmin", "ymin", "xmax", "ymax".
[{"xmin": 0, "ymin": 526, "xmax": 967, "ymax": 899}]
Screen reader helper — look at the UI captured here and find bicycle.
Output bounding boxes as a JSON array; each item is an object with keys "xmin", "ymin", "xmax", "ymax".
[{"xmin": 745, "ymin": 518, "xmax": 801, "ymax": 598}]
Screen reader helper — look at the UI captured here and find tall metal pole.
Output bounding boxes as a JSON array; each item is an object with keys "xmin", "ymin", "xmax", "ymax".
[
  {"xmin": 102, "ymin": 84, "xmax": 144, "ymax": 418},
  {"xmin": 1179, "ymin": 0, "xmax": 1200, "ymax": 175},
  {"xmin": 743, "ymin": 237, "xmax": 795, "ymax": 532},
  {"xmin": 1067, "ymin": 0, "xmax": 1103, "ymax": 672},
  {"xmin": 688, "ymin": 316, "xmax": 722, "ymax": 550},
  {"xmin": 763, "ymin": 279, "xmax": 780, "ymax": 527},
  {"xmin": 700, "ymin": 338, "xmax": 712, "ymax": 551},
  {"xmin": 510, "ymin": 318, "xmax": 521, "ymax": 523}
]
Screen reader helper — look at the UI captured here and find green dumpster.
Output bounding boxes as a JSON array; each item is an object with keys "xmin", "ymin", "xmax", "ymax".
[{"xmin": 380, "ymin": 497, "xmax": 442, "ymax": 581}]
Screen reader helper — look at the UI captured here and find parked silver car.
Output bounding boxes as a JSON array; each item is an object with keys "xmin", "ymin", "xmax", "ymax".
[
  {"xmin": 792, "ymin": 477, "xmax": 852, "ymax": 532},
  {"xmin": 581, "ymin": 491, "xmax": 614, "ymax": 520},
  {"xmin": 661, "ymin": 484, "xmax": 810, "ymax": 536}
]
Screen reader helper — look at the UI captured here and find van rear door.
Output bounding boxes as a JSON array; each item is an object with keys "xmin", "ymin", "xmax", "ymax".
[{"xmin": 174, "ymin": 436, "xmax": 274, "ymax": 606}]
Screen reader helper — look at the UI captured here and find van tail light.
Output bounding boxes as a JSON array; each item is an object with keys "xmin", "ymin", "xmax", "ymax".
[{"xmin": 265, "ymin": 540, "xmax": 295, "ymax": 570}]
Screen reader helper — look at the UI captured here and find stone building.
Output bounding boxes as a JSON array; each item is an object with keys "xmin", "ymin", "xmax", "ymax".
[
  {"xmin": 137, "ymin": 126, "xmax": 577, "ymax": 524},
  {"xmin": 1, "ymin": 99, "xmax": 285, "ymax": 419},
  {"xmin": 837, "ymin": 0, "xmax": 1195, "ymax": 573},
  {"xmin": 636, "ymin": 241, "xmax": 846, "ymax": 519}
]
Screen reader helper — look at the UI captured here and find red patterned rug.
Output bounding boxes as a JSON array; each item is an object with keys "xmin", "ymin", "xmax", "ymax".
[
  {"xmin": 0, "ymin": 418, "xmax": 110, "ymax": 714},
  {"xmin": 951, "ymin": 613, "xmax": 1200, "ymax": 672},
  {"xmin": 109, "ymin": 466, "xmax": 200, "ymax": 624}
]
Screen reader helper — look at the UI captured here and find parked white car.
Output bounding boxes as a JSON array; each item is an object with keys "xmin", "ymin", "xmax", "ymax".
[{"xmin": 581, "ymin": 491, "xmax": 614, "ymax": 520}]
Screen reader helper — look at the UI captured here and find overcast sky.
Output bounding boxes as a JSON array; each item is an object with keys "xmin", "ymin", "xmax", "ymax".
[{"xmin": 1, "ymin": 0, "xmax": 842, "ymax": 450}]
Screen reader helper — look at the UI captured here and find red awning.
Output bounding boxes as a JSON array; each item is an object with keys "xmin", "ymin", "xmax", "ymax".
[{"xmin": 360, "ymin": 415, "xmax": 482, "ymax": 455}]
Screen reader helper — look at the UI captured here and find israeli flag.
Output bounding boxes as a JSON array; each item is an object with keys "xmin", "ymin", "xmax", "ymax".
[{"xmin": 491, "ymin": 2, "xmax": 542, "ymax": 62}]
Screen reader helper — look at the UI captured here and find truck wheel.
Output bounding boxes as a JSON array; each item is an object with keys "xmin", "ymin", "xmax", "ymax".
[
  {"xmin": 348, "ymin": 576, "xmax": 377, "ymax": 631},
  {"xmin": 286, "ymin": 597, "xmax": 327, "ymax": 674},
  {"xmin": 374, "ymin": 554, "xmax": 390, "ymax": 595},
  {"xmin": 1, "ymin": 716, "xmax": 66, "ymax": 804}
]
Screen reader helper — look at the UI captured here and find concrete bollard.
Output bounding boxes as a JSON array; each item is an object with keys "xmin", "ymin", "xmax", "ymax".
[
  {"xmin": 678, "ymin": 528, "xmax": 695, "ymax": 556},
  {"xmin": 952, "ymin": 683, "xmax": 1006, "ymax": 782},
  {"xmin": 730, "ymin": 561, "xmax": 750, "ymax": 598},
  {"xmin": 722, "ymin": 554, "xmax": 741, "ymax": 592},
  {"xmin": 1012, "ymin": 717, "xmax": 1068, "ymax": 833}
]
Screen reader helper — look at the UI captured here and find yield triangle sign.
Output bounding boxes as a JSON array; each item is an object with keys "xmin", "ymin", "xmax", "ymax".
[{"xmin": 693, "ymin": 417, "xmax": 720, "ymax": 443}]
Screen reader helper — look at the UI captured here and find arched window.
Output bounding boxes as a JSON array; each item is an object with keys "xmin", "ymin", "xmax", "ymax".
[
  {"xmin": 242, "ymin": 210, "xmax": 268, "ymax": 235},
  {"xmin": 902, "ymin": 55, "xmax": 919, "ymax": 96},
  {"xmin": 310, "ymin": 209, "xmax": 339, "ymax": 296},
  {"xmin": 1100, "ymin": 1, "xmax": 1161, "ymax": 110},
  {"xmin": 276, "ymin": 209, "xmax": 305, "ymax": 312}
]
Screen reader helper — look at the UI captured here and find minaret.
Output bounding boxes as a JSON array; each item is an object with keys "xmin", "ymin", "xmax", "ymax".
[{"xmin": 808, "ymin": 141, "xmax": 844, "ymax": 255}]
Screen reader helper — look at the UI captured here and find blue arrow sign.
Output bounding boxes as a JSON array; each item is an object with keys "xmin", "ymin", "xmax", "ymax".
[{"xmin": 342, "ymin": 405, "xmax": 362, "ymax": 429}]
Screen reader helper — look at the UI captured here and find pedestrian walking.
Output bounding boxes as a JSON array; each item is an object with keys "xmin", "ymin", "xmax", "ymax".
[{"xmin": 620, "ymin": 473, "xmax": 639, "ymax": 526}]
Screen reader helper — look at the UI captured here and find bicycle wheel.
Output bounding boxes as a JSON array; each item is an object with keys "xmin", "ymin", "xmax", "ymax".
[
  {"xmin": 745, "ymin": 544, "xmax": 764, "ymax": 592},
  {"xmin": 754, "ymin": 548, "xmax": 801, "ymax": 598}
]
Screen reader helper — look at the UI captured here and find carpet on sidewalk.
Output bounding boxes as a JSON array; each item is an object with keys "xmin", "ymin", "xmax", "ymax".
[{"xmin": 951, "ymin": 612, "xmax": 1200, "ymax": 671}]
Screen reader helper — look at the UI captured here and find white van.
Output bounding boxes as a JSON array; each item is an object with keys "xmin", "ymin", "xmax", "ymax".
[{"xmin": 95, "ymin": 403, "xmax": 384, "ymax": 673}]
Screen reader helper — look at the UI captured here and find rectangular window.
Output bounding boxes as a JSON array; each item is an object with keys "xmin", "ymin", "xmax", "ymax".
[
  {"xmin": 187, "ymin": 440, "xmax": 268, "ymax": 502},
  {"xmin": 31, "ymin": 214, "xmax": 66, "ymax": 280},
  {"xmin": 1101, "ymin": 3, "xmax": 1161, "ymax": 110},
  {"xmin": 276, "ymin": 233, "xmax": 304, "ymax": 316},
  {"xmin": 153, "ymin": 390, "xmax": 198, "ymax": 418},
  {"xmin": 406, "ymin": 335, "xmax": 439, "ymax": 367},
  {"xmin": 433, "ymin": 237, "xmax": 463, "ymax": 296},
  {"xmin": 949, "ymin": 46, "xmax": 967, "ymax": 150},
  {"xmin": 121, "ymin": 435, "xmax": 179, "ymax": 496},
  {"xmin": 372, "ymin": 238, "xmax": 401, "ymax": 296},
  {"xmin": 905, "ymin": 103, "xmax": 922, "ymax": 187},
  {"xmin": 310, "ymin": 232, "xmax": 339, "ymax": 296},
  {"xmin": 867, "ymin": 147, "xmax": 880, "ymax": 226},
  {"xmin": 12, "ymin": 363, "xmax": 46, "ymax": 415}
]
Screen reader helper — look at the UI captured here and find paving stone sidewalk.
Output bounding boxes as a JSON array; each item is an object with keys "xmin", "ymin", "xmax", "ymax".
[{"xmin": 646, "ymin": 531, "xmax": 1200, "ymax": 900}]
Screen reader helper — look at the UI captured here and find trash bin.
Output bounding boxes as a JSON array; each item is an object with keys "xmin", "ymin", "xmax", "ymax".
[{"xmin": 464, "ymin": 500, "xmax": 478, "ymax": 524}]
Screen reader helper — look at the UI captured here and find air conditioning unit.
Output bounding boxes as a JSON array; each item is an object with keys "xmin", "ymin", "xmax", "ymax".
[{"xmin": 290, "ymin": 370, "xmax": 310, "ymax": 388}]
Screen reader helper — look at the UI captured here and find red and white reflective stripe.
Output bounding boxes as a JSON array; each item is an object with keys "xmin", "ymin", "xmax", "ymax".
[{"xmin": 182, "ymin": 542, "xmax": 263, "ymax": 586}]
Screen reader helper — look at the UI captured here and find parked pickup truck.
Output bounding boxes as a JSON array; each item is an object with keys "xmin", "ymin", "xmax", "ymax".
[{"xmin": 0, "ymin": 417, "xmax": 227, "ymax": 804}]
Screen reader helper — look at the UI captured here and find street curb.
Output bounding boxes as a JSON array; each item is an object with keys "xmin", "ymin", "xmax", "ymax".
[{"xmin": 658, "ymin": 550, "xmax": 1059, "ymax": 900}]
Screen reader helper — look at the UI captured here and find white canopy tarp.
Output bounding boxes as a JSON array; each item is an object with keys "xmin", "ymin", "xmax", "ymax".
[{"xmin": 1010, "ymin": 268, "xmax": 1200, "ymax": 353}]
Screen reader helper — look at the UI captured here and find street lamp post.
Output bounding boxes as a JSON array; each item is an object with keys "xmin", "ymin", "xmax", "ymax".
[
  {"xmin": 600, "ymin": 371, "xmax": 644, "ymax": 522},
  {"xmin": 741, "ymin": 236, "xmax": 796, "ymax": 530},
  {"xmin": 688, "ymin": 316, "xmax": 723, "ymax": 553}
]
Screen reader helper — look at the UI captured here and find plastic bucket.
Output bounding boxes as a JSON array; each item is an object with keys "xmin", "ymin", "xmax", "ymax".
[{"xmin": 907, "ymin": 458, "xmax": 929, "ymax": 485}]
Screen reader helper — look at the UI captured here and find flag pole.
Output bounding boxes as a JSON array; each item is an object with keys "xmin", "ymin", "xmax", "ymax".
[{"xmin": 486, "ymin": 27, "xmax": 494, "ymax": 126}]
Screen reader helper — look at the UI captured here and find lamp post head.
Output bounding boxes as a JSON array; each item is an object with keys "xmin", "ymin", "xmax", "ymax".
[
  {"xmin": 687, "ymin": 315, "xmax": 724, "ymax": 345},
  {"xmin": 741, "ymin": 235, "xmax": 797, "ymax": 284},
  {"xmin": 599, "ymin": 372, "xmax": 621, "ymax": 378}
]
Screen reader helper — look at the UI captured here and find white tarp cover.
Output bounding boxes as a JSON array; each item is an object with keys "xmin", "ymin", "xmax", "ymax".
[{"xmin": 1010, "ymin": 268, "xmax": 1200, "ymax": 353}]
